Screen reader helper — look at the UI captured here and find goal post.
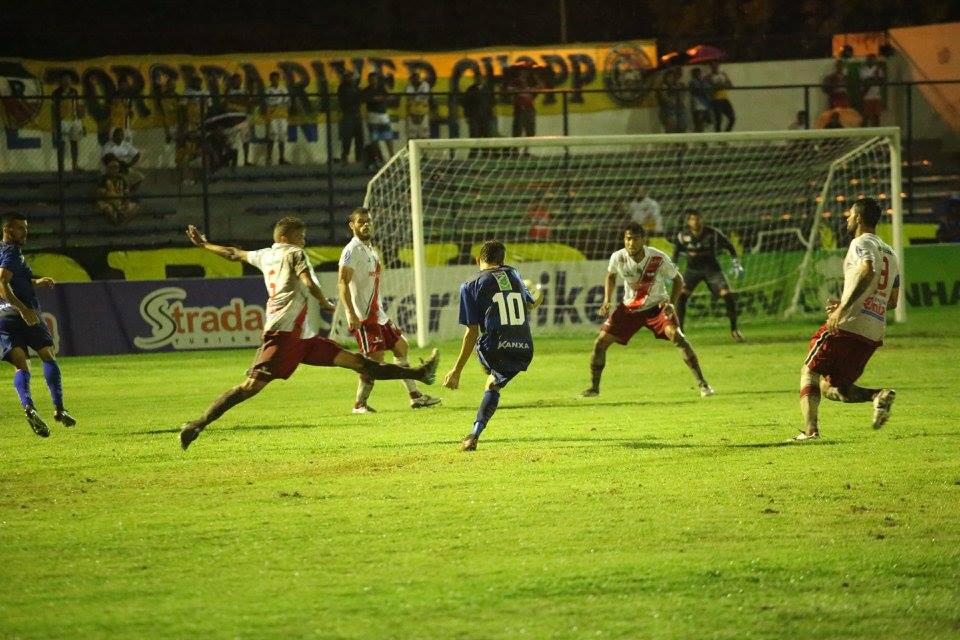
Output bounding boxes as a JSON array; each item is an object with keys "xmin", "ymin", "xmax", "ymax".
[{"xmin": 357, "ymin": 128, "xmax": 903, "ymax": 347}]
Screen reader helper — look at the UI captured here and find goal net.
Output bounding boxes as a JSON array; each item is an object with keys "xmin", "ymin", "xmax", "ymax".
[{"xmin": 344, "ymin": 129, "xmax": 902, "ymax": 346}]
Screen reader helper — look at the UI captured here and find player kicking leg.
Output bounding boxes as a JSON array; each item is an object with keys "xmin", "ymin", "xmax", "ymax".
[
  {"xmin": 350, "ymin": 329, "xmax": 441, "ymax": 413},
  {"xmin": 442, "ymin": 241, "xmax": 538, "ymax": 451},
  {"xmin": 179, "ymin": 343, "xmax": 439, "ymax": 449},
  {"xmin": 582, "ymin": 222, "xmax": 713, "ymax": 398}
]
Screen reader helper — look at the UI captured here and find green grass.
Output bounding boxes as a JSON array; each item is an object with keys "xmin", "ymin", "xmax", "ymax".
[{"xmin": 2, "ymin": 308, "xmax": 959, "ymax": 639}]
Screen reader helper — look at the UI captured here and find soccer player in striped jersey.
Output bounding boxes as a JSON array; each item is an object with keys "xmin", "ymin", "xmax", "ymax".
[
  {"xmin": 338, "ymin": 207, "xmax": 440, "ymax": 413},
  {"xmin": 179, "ymin": 217, "xmax": 439, "ymax": 449},
  {"xmin": 442, "ymin": 241, "xmax": 539, "ymax": 451},
  {"xmin": 672, "ymin": 210, "xmax": 744, "ymax": 341},
  {"xmin": 795, "ymin": 198, "xmax": 899, "ymax": 441},
  {"xmin": 582, "ymin": 222, "xmax": 713, "ymax": 398}
]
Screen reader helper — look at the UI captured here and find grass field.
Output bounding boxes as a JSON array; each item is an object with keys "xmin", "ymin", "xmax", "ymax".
[{"xmin": 2, "ymin": 307, "xmax": 959, "ymax": 639}]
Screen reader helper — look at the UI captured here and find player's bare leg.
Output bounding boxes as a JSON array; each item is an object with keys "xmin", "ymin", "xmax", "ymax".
[
  {"xmin": 353, "ymin": 350, "xmax": 381, "ymax": 414},
  {"xmin": 720, "ymin": 288, "xmax": 743, "ymax": 342},
  {"xmin": 8, "ymin": 347, "xmax": 49, "ymax": 438},
  {"xmin": 36, "ymin": 346, "xmax": 75, "ymax": 427},
  {"xmin": 581, "ymin": 331, "xmax": 616, "ymax": 397},
  {"xmin": 335, "ymin": 349, "xmax": 439, "ymax": 385},
  {"xmin": 180, "ymin": 376, "xmax": 268, "ymax": 449},
  {"xmin": 665, "ymin": 325, "xmax": 713, "ymax": 396},
  {"xmin": 392, "ymin": 336, "xmax": 441, "ymax": 409},
  {"xmin": 462, "ymin": 375, "xmax": 500, "ymax": 451},
  {"xmin": 795, "ymin": 365, "xmax": 821, "ymax": 440},
  {"xmin": 676, "ymin": 288, "xmax": 691, "ymax": 330},
  {"xmin": 819, "ymin": 378, "xmax": 895, "ymax": 429}
]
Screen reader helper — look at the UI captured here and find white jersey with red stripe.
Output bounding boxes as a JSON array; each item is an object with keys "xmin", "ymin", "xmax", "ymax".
[
  {"xmin": 339, "ymin": 236, "xmax": 389, "ymax": 324},
  {"xmin": 837, "ymin": 233, "xmax": 900, "ymax": 342},
  {"xmin": 245, "ymin": 243, "xmax": 323, "ymax": 337},
  {"xmin": 608, "ymin": 246, "xmax": 679, "ymax": 312}
]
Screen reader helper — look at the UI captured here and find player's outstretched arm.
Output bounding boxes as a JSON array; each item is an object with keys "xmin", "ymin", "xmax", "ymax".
[
  {"xmin": 598, "ymin": 272, "xmax": 617, "ymax": 318},
  {"xmin": 298, "ymin": 271, "xmax": 336, "ymax": 313},
  {"xmin": 442, "ymin": 325, "xmax": 479, "ymax": 390},
  {"xmin": 185, "ymin": 225, "xmax": 248, "ymax": 262}
]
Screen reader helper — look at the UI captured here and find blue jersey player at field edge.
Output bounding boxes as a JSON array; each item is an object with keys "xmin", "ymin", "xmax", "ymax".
[
  {"xmin": 442, "ymin": 241, "xmax": 542, "ymax": 451},
  {"xmin": 0, "ymin": 213, "xmax": 76, "ymax": 437}
]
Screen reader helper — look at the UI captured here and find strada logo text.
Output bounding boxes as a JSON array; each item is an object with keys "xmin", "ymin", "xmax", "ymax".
[{"xmin": 133, "ymin": 287, "xmax": 264, "ymax": 351}]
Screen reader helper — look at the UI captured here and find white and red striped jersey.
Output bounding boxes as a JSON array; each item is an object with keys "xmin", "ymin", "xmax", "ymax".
[
  {"xmin": 837, "ymin": 233, "xmax": 900, "ymax": 342},
  {"xmin": 245, "ymin": 243, "xmax": 323, "ymax": 337},
  {"xmin": 339, "ymin": 236, "xmax": 389, "ymax": 324},
  {"xmin": 607, "ymin": 246, "xmax": 679, "ymax": 312}
]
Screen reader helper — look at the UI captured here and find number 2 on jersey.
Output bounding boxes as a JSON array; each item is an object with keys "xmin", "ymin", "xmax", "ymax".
[{"xmin": 492, "ymin": 292, "xmax": 526, "ymax": 326}]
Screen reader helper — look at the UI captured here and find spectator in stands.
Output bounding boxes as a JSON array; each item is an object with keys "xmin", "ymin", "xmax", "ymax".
[
  {"xmin": 404, "ymin": 70, "xmax": 432, "ymax": 141},
  {"xmin": 508, "ymin": 67, "xmax": 541, "ymax": 138},
  {"xmin": 223, "ymin": 73, "xmax": 252, "ymax": 166},
  {"xmin": 109, "ymin": 76, "xmax": 135, "ymax": 141},
  {"xmin": 96, "ymin": 157, "xmax": 140, "ymax": 225},
  {"xmin": 101, "ymin": 127, "xmax": 143, "ymax": 191},
  {"xmin": 362, "ymin": 73, "xmax": 395, "ymax": 169},
  {"xmin": 624, "ymin": 187, "xmax": 663, "ymax": 235},
  {"xmin": 936, "ymin": 196, "xmax": 960, "ymax": 243},
  {"xmin": 859, "ymin": 54, "xmax": 886, "ymax": 127},
  {"xmin": 657, "ymin": 67, "xmax": 686, "ymax": 133},
  {"xmin": 176, "ymin": 77, "xmax": 210, "ymax": 184},
  {"xmin": 688, "ymin": 67, "xmax": 712, "ymax": 133},
  {"xmin": 264, "ymin": 72, "xmax": 291, "ymax": 165},
  {"xmin": 337, "ymin": 72, "xmax": 364, "ymax": 164},
  {"xmin": 824, "ymin": 111, "xmax": 844, "ymax": 129},
  {"xmin": 707, "ymin": 62, "xmax": 735, "ymax": 132},
  {"xmin": 525, "ymin": 199, "xmax": 552, "ymax": 240},
  {"xmin": 51, "ymin": 73, "xmax": 85, "ymax": 172},
  {"xmin": 462, "ymin": 75, "xmax": 495, "ymax": 140},
  {"xmin": 822, "ymin": 60, "xmax": 850, "ymax": 110},
  {"xmin": 788, "ymin": 110, "xmax": 808, "ymax": 130}
]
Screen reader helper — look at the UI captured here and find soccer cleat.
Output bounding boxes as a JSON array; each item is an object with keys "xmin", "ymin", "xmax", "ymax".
[
  {"xmin": 792, "ymin": 431, "xmax": 820, "ymax": 442},
  {"xmin": 731, "ymin": 330, "xmax": 745, "ymax": 343},
  {"xmin": 352, "ymin": 403, "xmax": 377, "ymax": 414},
  {"xmin": 54, "ymin": 410, "xmax": 76, "ymax": 427},
  {"xmin": 419, "ymin": 349, "xmax": 440, "ymax": 385},
  {"xmin": 24, "ymin": 406, "xmax": 50, "ymax": 438},
  {"xmin": 872, "ymin": 389, "xmax": 896, "ymax": 429},
  {"xmin": 410, "ymin": 394, "xmax": 441, "ymax": 409},
  {"xmin": 699, "ymin": 383, "xmax": 716, "ymax": 397},
  {"xmin": 461, "ymin": 434, "xmax": 478, "ymax": 451},
  {"xmin": 179, "ymin": 422, "xmax": 204, "ymax": 450},
  {"xmin": 580, "ymin": 387, "xmax": 599, "ymax": 397}
]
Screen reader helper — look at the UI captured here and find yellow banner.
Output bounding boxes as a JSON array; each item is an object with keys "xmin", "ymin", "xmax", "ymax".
[{"xmin": 0, "ymin": 41, "xmax": 656, "ymax": 132}]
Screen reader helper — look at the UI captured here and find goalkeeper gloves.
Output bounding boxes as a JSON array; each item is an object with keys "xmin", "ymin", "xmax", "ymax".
[{"xmin": 730, "ymin": 258, "xmax": 745, "ymax": 279}]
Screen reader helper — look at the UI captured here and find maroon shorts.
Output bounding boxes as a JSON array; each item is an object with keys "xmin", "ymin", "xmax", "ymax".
[
  {"xmin": 602, "ymin": 304, "xmax": 675, "ymax": 344},
  {"xmin": 247, "ymin": 330, "xmax": 344, "ymax": 381},
  {"xmin": 804, "ymin": 323, "xmax": 881, "ymax": 389},
  {"xmin": 352, "ymin": 319, "xmax": 403, "ymax": 355}
]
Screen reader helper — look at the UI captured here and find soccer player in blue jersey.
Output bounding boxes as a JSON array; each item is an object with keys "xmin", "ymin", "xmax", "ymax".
[
  {"xmin": 0, "ymin": 214, "xmax": 75, "ymax": 437},
  {"xmin": 442, "ymin": 241, "xmax": 541, "ymax": 451}
]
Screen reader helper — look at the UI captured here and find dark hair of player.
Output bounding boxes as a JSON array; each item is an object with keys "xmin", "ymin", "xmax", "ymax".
[
  {"xmin": 348, "ymin": 207, "xmax": 370, "ymax": 223},
  {"xmin": 478, "ymin": 240, "xmax": 506, "ymax": 265},
  {"xmin": 274, "ymin": 216, "xmax": 305, "ymax": 241},
  {"xmin": 623, "ymin": 222, "xmax": 646, "ymax": 237},
  {"xmin": 853, "ymin": 197, "xmax": 883, "ymax": 228},
  {"xmin": 685, "ymin": 209, "xmax": 702, "ymax": 219},
  {"xmin": 269, "ymin": 72, "xmax": 280, "ymax": 80},
  {"xmin": 2, "ymin": 212, "xmax": 27, "ymax": 229}
]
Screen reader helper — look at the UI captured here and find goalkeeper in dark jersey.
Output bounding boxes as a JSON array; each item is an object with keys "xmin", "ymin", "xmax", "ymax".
[{"xmin": 672, "ymin": 210, "xmax": 744, "ymax": 342}]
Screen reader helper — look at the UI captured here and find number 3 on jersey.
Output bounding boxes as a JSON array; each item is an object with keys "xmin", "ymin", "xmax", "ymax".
[
  {"xmin": 492, "ymin": 291, "xmax": 526, "ymax": 325},
  {"xmin": 877, "ymin": 256, "xmax": 889, "ymax": 292}
]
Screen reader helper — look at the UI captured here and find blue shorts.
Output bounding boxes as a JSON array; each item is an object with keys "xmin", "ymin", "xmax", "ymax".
[
  {"xmin": 368, "ymin": 123, "xmax": 395, "ymax": 142},
  {"xmin": 477, "ymin": 348, "xmax": 529, "ymax": 389},
  {"xmin": 0, "ymin": 314, "xmax": 54, "ymax": 362}
]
